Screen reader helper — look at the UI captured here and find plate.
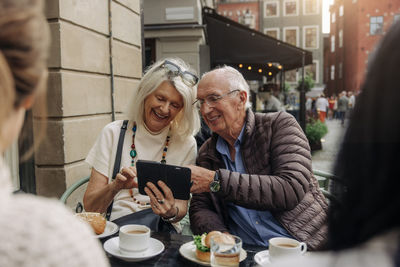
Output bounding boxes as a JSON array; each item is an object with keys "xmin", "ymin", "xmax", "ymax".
[
  {"xmin": 97, "ymin": 221, "xmax": 119, "ymax": 239},
  {"xmin": 179, "ymin": 241, "xmax": 247, "ymax": 266},
  {"xmin": 103, "ymin": 236, "xmax": 164, "ymax": 262},
  {"xmin": 254, "ymin": 250, "xmax": 271, "ymax": 266}
]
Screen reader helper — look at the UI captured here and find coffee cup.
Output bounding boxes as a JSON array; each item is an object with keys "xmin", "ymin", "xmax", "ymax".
[
  {"xmin": 268, "ymin": 237, "xmax": 307, "ymax": 262},
  {"xmin": 119, "ymin": 224, "xmax": 150, "ymax": 254}
]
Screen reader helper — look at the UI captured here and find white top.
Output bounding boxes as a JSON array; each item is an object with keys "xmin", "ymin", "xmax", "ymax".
[
  {"xmin": 86, "ymin": 120, "xmax": 197, "ymax": 221},
  {"xmin": 272, "ymin": 230, "xmax": 399, "ymax": 267},
  {"xmin": 316, "ymin": 97, "xmax": 329, "ymax": 112},
  {"xmin": 306, "ymin": 98, "xmax": 312, "ymax": 111},
  {"xmin": 0, "ymin": 157, "xmax": 109, "ymax": 267},
  {"xmin": 349, "ymin": 95, "xmax": 356, "ymax": 108}
]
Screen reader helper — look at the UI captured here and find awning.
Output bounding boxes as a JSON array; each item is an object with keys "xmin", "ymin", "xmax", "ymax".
[{"xmin": 203, "ymin": 7, "xmax": 313, "ymax": 78}]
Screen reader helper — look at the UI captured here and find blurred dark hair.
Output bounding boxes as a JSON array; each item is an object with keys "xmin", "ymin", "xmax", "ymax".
[{"xmin": 328, "ymin": 20, "xmax": 400, "ymax": 251}]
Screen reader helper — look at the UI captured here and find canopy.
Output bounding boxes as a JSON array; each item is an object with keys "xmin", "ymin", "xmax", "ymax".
[{"xmin": 203, "ymin": 7, "xmax": 313, "ymax": 78}]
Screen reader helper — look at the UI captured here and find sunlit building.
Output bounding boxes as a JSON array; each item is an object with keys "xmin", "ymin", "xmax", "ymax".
[{"xmin": 325, "ymin": 0, "xmax": 400, "ymax": 96}]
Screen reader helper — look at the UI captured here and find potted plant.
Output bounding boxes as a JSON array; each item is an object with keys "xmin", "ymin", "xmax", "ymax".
[
  {"xmin": 296, "ymin": 73, "xmax": 315, "ymax": 92},
  {"xmin": 305, "ymin": 119, "xmax": 328, "ymax": 151}
]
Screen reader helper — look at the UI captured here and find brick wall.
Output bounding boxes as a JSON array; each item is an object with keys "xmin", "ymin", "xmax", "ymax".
[{"xmin": 327, "ymin": 0, "xmax": 400, "ymax": 95}]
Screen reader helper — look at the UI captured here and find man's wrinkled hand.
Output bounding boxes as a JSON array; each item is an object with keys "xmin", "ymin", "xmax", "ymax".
[{"xmin": 187, "ymin": 165, "xmax": 215, "ymax": 194}]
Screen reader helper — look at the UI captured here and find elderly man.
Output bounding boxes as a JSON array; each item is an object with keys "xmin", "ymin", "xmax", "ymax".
[{"xmin": 188, "ymin": 66, "xmax": 327, "ymax": 250}]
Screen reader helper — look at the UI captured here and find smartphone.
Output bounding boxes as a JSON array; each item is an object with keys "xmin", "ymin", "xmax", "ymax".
[{"xmin": 136, "ymin": 160, "xmax": 191, "ymax": 200}]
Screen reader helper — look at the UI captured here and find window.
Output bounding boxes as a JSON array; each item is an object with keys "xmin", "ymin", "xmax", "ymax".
[
  {"xmin": 370, "ymin": 16, "xmax": 383, "ymax": 35},
  {"xmin": 265, "ymin": 1, "xmax": 279, "ymax": 17},
  {"xmin": 305, "ymin": 60, "xmax": 319, "ymax": 83},
  {"xmin": 331, "ymin": 35, "xmax": 335, "ymax": 52},
  {"xmin": 338, "ymin": 62, "xmax": 343, "ymax": 79},
  {"xmin": 264, "ymin": 28, "xmax": 280, "ymax": 39},
  {"xmin": 330, "ymin": 65, "xmax": 335, "ymax": 80},
  {"xmin": 303, "ymin": 26, "xmax": 319, "ymax": 49},
  {"xmin": 285, "ymin": 69, "xmax": 298, "ymax": 83},
  {"xmin": 284, "ymin": 27, "xmax": 299, "ymax": 46},
  {"xmin": 284, "ymin": 0, "xmax": 298, "ymax": 16},
  {"xmin": 304, "ymin": 0, "xmax": 318, "ymax": 15},
  {"xmin": 339, "ymin": 29, "xmax": 343, "ymax": 47},
  {"xmin": 332, "ymin": 12, "xmax": 336, "ymax": 23},
  {"xmin": 394, "ymin": 14, "xmax": 400, "ymax": 22},
  {"xmin": 339, "ymin": 5, "xmax": 344, "ymax": 16}
]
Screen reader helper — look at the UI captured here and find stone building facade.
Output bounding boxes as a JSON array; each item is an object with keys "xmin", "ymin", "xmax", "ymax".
[{"xmin": 27, "ymin": 0, "xmax": 142, "ymax": 203}]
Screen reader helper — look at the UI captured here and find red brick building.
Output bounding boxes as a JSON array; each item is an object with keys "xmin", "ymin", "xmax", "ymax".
[
  {"xmin": 216, "ymin": 1, "xmax": 260, "ymax": 31},
  {"xmin": 325, "ymin": 0, "xmax": 400, "ymax": 96}
]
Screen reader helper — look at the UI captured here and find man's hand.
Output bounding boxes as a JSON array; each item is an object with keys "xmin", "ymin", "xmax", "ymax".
[{"xmin": 187, "ymin": 165, "xmax": 215, "ymax": 194}]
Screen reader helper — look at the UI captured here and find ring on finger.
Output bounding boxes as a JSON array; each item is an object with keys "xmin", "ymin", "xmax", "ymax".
[{"xmin": 157, "ymin": 199, "xmax": 164, "ymax": 204}]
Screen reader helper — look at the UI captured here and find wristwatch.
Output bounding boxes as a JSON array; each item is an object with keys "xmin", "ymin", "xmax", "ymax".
[{"xmin": 209, "ymin": 171, "xmax": 221, "ymax": 193}]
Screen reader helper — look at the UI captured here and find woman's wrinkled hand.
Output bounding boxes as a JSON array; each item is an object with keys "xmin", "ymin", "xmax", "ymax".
[
  {"xmin": 114, "ymin": 166, "xmax": 138, "ymax": 191},
  {"xmin": 144, "ymin": 181, "xmax": 177, "ymax": 218}
]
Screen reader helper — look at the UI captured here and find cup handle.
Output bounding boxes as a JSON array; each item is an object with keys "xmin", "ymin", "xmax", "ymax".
[{"xmin": 299, "ymin": 242, "xmax": 307, "ymax": 255}]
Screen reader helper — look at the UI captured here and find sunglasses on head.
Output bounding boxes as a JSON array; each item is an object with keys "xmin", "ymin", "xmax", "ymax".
[{"xmin": 160, "ymin": 60, "xmax": 199, "ymax": 86}]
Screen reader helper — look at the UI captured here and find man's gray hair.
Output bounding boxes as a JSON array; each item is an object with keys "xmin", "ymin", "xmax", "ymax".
[
  {"xmin": 125, "ymin": 57, "xmax": 200, "ymax": 138},
  {"xmin": 202, "ymin": 65, "xmax": 251, "ymax": 109}
]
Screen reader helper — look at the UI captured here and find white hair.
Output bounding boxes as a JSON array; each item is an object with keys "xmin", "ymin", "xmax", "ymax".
[
  {"xmin": 201, "ymin": 65, "xmax": 251, "ymax": 109},
  {"xmin": 125, "ymin": 58, "xmax": 200, "ymax": 138}
]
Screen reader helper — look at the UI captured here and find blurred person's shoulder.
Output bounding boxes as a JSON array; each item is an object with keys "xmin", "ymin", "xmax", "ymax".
[{"xmin": 0, "ymin": 193, "xmax": 110, "ymax": 267}]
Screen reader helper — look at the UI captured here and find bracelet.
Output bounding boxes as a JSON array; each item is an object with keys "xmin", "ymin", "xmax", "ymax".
[{"xmin": 161, "ymin": 206, "xmax": 179, "ymax": 223}]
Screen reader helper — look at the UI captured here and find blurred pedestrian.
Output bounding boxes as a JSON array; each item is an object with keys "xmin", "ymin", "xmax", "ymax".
[
  {"xmin": 337, "ymin": 91, "xmax": 349, "ymax": 125},
  {"xmin": 316, "ymin": 94, "xmax": 329, "ymax": 123},
  {"xmin": 348, "ymin": 91, "xmax": 356, "ymax": 116},
  {"xmin": 306, "ymin": 96, "xmax": 312, "ymax": 118},
  {"xmin": 328, "ymin": 95, "xmax": 337, "ymax": 120}
]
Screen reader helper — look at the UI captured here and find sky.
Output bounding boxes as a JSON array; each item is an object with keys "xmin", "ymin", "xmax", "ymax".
[{"xmin": 323, "ymin": 0, "xmax": 335, "ymax": 33}]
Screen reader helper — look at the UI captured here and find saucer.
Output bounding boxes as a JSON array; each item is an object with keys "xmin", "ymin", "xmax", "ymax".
[
  {"xmin": 179, "ymin": 241, "xmax": 247, "ymax": 266},
  {"xmin": 103, "ymin": 237, "xmax": 164, "ymax": 262},
  {"xmin": 254, "ymin": 250, "xmax": 271, "ymax": 266},
  {"xmin": 97, "ymin": 221, "xmax": 119, "ymax": 239}
]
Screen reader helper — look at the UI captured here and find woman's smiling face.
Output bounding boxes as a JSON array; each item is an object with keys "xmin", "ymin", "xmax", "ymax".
[{"xmin": 143, "ymin": 81, "xmax": 183, "ymax": 132}]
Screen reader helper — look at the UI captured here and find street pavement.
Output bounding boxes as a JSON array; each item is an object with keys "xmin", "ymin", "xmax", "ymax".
[{"xmin": 311, "ymin": 118, "xmax": 347, "ymax": 173}]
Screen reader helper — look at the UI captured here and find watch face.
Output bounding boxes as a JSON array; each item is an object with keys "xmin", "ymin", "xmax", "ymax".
[{"xmin": 210, "ymin": 181, "xmax": 220, "ymax": 192}]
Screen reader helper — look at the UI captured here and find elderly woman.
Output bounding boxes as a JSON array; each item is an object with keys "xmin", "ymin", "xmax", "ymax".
[
  {"xmin": 83, "ymin": 58, "xmax": 200, "ymax": 230},
  {"xmin": 0, "ymin": 0, "xmax": 109, "ymax": 266}
]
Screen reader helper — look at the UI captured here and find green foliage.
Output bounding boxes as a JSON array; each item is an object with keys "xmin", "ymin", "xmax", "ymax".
[
  {"xmin": 283, "ymin": 82, "xmax": 291, "ymax": 93},
  {"xmin": 193, "ymin": 234, "xmax": 210, "ymax": 252},
  {"xmin": 297, "ymin": 73, "xmax": 315, "ymax": 92},
  {"xmin": 306, "ymin": 119, "xmax": 328, "ymax": 144}
]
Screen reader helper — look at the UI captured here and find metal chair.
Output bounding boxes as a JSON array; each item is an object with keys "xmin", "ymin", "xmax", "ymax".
[
  {"xmin": 60, "ymin": 176, "xmax": 90, "ymax": 212},
  {"xmin": 313, "ymin": 169, "xmax": 339, "ymax": 202}
]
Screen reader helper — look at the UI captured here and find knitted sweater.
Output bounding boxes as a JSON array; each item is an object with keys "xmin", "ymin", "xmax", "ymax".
[{"xmin": 0, "ymin": 157, "xmax": 109, "ymax": 267}]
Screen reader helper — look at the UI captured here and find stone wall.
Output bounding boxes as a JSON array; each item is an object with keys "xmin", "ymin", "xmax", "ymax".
[{"xmin": 34, "ymin": 0, "xmax": 142, "ymax": 202}]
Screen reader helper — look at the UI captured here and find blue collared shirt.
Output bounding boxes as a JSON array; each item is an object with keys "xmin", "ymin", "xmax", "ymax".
[{"xmin": 216, "ymin": 125, "xmax": 292, "ymax": 247}]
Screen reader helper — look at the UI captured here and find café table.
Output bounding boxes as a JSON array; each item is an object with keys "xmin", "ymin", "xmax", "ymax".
[{"xmin": 101, "ymin": 231, "xmax": 267, "ymax": 267}]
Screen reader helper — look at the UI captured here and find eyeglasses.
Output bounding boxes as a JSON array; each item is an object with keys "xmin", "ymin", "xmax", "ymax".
[
  {"xmin": 193, "ymin": 89, "xmax": 240, "ymax": 108},
  {"xmin": 160, "ymin": 60, "xmax": 199, "ymax": 86}
]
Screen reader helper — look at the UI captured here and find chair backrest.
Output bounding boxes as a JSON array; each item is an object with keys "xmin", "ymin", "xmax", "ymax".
[
  {"xmin": 60, "ymin": 176, "xmax": 90, "ymax": 212},
  {"xmin": 313, "ymin": 169, "xmax": 339, "ymax": 202}
]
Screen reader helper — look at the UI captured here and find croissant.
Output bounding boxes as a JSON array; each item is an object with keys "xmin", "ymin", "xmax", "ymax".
[{"xmin": 75, "ymin": 212, "xmax": 106, "ymax": 235}]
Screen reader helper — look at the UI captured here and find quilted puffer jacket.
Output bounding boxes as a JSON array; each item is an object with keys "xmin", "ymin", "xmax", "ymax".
[{"xmin": 189, "ymin": 110, "xmax": 328, "ymax": 250}]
